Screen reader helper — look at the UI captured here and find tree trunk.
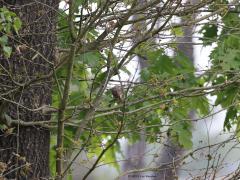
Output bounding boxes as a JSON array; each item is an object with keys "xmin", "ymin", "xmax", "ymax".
[
  {"xmin": 121, "ymin": 1, "xmax": 147, "ymax": 179},
  {"xmin": 0, "ymin": 1, "xmax": 58, "ymax": 179},
  {"xmin": 157, "ymin": 1, "xmax": 197, "ymax": 179}
]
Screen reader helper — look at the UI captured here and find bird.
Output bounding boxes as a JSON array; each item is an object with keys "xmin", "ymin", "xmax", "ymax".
[{"xmin": 111, "ymin": 86, "xmax": 123, "ymax": 103}]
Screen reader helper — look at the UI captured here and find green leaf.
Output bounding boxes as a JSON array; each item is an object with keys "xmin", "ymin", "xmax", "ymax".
[
  {"xmin": 3, "ymin": 45, "xmax": 12, "ymax": 58},
  {"xmin": 120, "ymin": 65, "xmax": 131, "ymax": 75},
  {"xmin": 174, "ymin": 51, "xmax": 194, "ymax": 72},
  {"xmin": 74, "ymin": 0, "xmax": 85, "ymax": 13},
  {"xmin": 170, "ymin": 104, "xmax": 193, "ymax": 149},
  {"xmin": 200, "ymin": 24, "xmax": 218, "ymax": 45},
  {"xmin": 64, "ymin": 126, "xmax": 78, "ymax": 148},
  {"xmin": 178, "ymin": 130, "xmax": 193, "ymax": 149},
  {"xmin": 13, "ymin": 17, "xmax": 22, "ymax": 33},
  {"xmin": 191, "ymin": 96, "xmax": 209, "ymax": 115},
  {"xmin": 104, "ymin": 145, "xmax": 120, "ymax": 172},
  {"xmin": 92, "ymin": 71, "xmax": 107, "ymax": 90},
  {"xmin": 215, "ymin": 87, "xmax": 238, "ymax": 108},
  {"xmin": 50, "ymin": 136, "xmax": 57, "ymax": 176},
  {"xmin": 57, "ymin": 10, "xmax": 72, "ymax": 48},
  {"xmin": 171, "ymin": 27, "xmax": 183, "ymax": 37},
  {"xmin": 69, "ymin": 91, "xmax": 86, "ymax": 106},
  {"xmin": 80, "ymin": 51, "xmax": 101, "ymax": 67},
  {"xmin": 171, "ymin": 121, "xmax": 193, "ymax": 149},
  {"xmin": 222, "ymin": 12, "xmax": 240, "ymax": 28},
  {"xmin": 224, "ymin": 107, "xmax": 237, "ymax": 131},
  {"xmin": 0, "ymin": 35, "xmax": 8, "ymax": 45},
  {"xmin": 147, "ymin": 50, "xmax": 176, "ymax": 74},
  {"xmin": 211, "ymin": 42, "xmax": 240, "ymax": 70},
  {"xmin": 236, "ymin": 117, "xmax": 240, "ymax": 141}
]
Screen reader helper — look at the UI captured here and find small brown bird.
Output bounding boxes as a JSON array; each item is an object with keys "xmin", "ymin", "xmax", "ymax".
[{"xmin": 111, "ymin": 86, "xmax": 123, "ymax": 103}]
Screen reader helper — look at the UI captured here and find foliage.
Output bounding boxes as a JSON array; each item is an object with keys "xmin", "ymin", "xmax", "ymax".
[
  {"xmin": 47, "ymin": 0, "xmax": 240, "ymax": 177},
  {"xmin": 0, "ymin": 7, "xmax": 21, "ymax": 58},
  {"xmin": 208, "ymin": 9, "xmax": 240, "ymax": 134}
]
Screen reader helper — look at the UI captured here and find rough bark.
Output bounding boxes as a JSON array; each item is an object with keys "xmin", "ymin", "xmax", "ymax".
[{"xmin": 0, "ymin": 1, "xmax": 58, "ymax": 179}]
